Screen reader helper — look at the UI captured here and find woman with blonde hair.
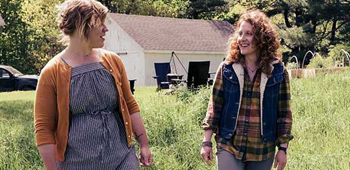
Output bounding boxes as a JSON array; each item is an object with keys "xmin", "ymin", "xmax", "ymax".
[
  {"xmin": 34, "ymin": 0, "xmax": 152, "ymax": 169},
  {"xmin": 201, "ymin": 9, "xmax": 293, "ymax": 170}
]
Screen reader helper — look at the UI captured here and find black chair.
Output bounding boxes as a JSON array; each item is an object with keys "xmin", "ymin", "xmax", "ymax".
[
  {"xmin": 187, "ymin": 61, "xmax": 210, "ymax": 89},
  {"xmin": 207, "ymin": 72, "xmax": 216, "ymax": 86},
  {"xmin": 153, "ymin": 62, "xmax": 171, "ymax": 90},
  {"xmin": 129, "ymin": 79, "xmax": 136, "ymax": 95}
]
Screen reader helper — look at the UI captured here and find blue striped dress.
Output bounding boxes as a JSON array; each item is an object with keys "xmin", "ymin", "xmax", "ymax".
[{"xmin": 57, "ymin": 62, "xmax": 140, "ymax": 170}]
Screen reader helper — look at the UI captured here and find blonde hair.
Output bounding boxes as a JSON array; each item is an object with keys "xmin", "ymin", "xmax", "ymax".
[{"xmin": 56, "ymin": 0, "xmax": 108, "ymax": 46}]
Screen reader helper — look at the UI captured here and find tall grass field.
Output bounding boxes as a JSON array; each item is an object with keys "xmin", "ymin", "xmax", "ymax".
[{"xmin": 1, "ymin": 70, "xmax": 350, "ymax": 170}]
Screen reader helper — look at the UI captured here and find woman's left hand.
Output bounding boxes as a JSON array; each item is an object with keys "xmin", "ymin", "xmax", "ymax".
[
  {"xmin": 139, "ymin": 147, "xmax": 152, "ymax": 167},
  {"xmin": 274, "ymin": 150, "xmax": 287, "ymax": 170}
]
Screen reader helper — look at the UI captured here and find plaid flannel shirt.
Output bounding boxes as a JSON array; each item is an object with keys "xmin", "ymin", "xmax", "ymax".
[{"xmin": 202, "ymin": 62, "xmax": 293, "ymax": 161}]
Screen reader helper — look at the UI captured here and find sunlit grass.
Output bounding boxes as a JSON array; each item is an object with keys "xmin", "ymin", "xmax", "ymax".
[{"xmin": 0, "ymin": 91, "xmax": 35, "ymax": 101}]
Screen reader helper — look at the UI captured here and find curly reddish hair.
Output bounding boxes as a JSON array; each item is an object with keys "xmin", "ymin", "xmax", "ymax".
[{"xmin": 226, "ymin": 9, "xmax": 282, "ymax": 76}]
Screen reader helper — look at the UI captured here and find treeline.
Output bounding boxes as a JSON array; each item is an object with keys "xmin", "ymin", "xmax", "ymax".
[{"xmin": 0, "ymin": 0, "xmax": 349, "ymax": 74}]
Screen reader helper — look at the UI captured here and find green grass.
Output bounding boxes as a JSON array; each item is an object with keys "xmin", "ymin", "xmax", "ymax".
[
  {"xmin": 0, "ymin": 91, "xmax": 42, "ymax": 169},
  {"xmin": 0, "ymin": 91, "xmax": 35, "ymax": 101},
  {"xmin": 1, "ymin": 70, "xmax": 350, "ymax": 169}
]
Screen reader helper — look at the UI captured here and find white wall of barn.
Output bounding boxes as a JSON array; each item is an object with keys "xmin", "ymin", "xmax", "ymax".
[
  {"xmin": 104, "ymin": 15, "xmax": 146, "ymax": 86},
  {"xmin": 104, "ymin": 14, "xmax": 228, "ymax": 86},
  {"xmin": 144, "ymin": 51, "xmax": 226, "ymax": 86}
]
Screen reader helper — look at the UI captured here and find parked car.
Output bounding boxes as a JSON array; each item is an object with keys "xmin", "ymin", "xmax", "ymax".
[{"xmin": 0, "ymin": 65, "xmax": 38, "ymax": 92}]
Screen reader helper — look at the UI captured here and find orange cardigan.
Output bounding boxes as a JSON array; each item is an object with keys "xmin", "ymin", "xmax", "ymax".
[{"xmin": 34, "ymin": 49, "xmax": 140, "ymax": 162}]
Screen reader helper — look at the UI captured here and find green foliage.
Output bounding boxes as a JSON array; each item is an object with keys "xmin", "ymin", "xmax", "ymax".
[
  {"xmin": 20, "ymin": 0, "xmax": 65, "ymax": 73},
  {"xmin": 98, "ymin": 0, "xmax": 190, "ymax": 18},
  {"xmin": 2, "ymin": 0, "xmax": 350, "ymax": 72},
  {"xmin": 102, "ymin": 0, "xmax": 228, "ymax": 19},
  {"xmin": 214, "ymin": 2, "xmax": 244, "ymax": 23},
  {"xmin": 0, "ymin": 0, "xmax": 64, "ymax": 74},
  {"xmin": 185, "ymin": 0, "xmax": 229, "ymax": 19},
  {"xmin": 173, "ymin": 86, "xmax": 196, "ymax": 103},
  {"xmin": 279, "ymin": 26, "xmax": 315, "ymax": 49},
  {"xmin": 0, "ymin": 0, "xmax": 31, "ymax": 72},
  {"xmin": 1, "ymin": 70, "xmax": 350, "ymax": 169},
  {"xmin": 134, "ymin": 86, "xmax": 213, "ymax": 169},
  {"xmin": 289, "ymin": 69, "xmax": 350, "ymax": 170},
  {"xmin": 328, "ymin": 44, "xmax": 350, "ymax": 66},
  {"xmin": 234, "ymin": 0, "xmax": 350, "ymax": 66},
  {"xmin": 0, "ymin": 91, "xmax": 43, "ymax": 169},
  {"xmin": 150, "ymin": 0, "xmax": 189, "ymax": 17},
  {"xmin": 306, "ymin": 54, "xmax": 333, "ymax": 69},
  {"xmin": 286, "ymin": 62, "xmax": 299, "ymax": 70}
]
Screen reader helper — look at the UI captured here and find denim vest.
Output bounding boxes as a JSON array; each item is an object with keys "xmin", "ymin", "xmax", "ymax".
[{"xmin": 218, "ymin": 61, "xmax": 284, "ymax": 143}]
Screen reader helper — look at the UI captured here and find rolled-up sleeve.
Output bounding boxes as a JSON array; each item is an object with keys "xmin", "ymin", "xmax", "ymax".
[
  {"xmin": 34, "ymin": 68, "xmax": 57, "ymax": 146},
  {"xmin": 277, "ymin": 69, "xmax": 293, "ymax": 144},
  {"xmin": 202, "ymin": 63, "xmax": 224, "ymax": 131}
]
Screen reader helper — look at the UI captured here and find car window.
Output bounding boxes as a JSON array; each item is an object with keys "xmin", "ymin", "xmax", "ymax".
[
  {"xmin": 5, "ymin": 66, "xmax": 23, "ymax": 76},
  {"xmin": 0, "ymin": 69, "xmax": 10, "ymax": 78}
]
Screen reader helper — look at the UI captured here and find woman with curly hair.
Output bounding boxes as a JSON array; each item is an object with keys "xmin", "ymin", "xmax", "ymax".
[
  {"xmin": 200, "ymin": 9, "xmax": 293, "ymax": 170},
  {"xmin": 34, "ymin": 0, "xmax": 152, "ymax": 169}
]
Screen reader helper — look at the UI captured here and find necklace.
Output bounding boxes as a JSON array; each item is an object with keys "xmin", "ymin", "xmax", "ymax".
[{"xmin": 246, "ymin": 65, "xmax": 258, "ymax": 73}]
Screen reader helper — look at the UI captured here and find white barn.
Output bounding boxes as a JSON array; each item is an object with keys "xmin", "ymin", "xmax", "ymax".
[{"xmin": 104, "ymin": 13, "xmax": 233, "ymax": 86}]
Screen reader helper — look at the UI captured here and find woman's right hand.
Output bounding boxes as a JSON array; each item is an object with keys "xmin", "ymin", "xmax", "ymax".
[{"xmin": 200, "ymin": 145, "xmax": 213, "ymax": 165}]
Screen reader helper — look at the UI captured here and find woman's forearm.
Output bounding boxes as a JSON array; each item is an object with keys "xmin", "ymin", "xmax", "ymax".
[
  {"xmin": 130, "ymin": 112, "xmax": 149, "ymax": 148},
  {"xmin": 203, "ymin": 130, "xmax": 213, "ymax": 142},
  {"xmin": 38, "ymin": 144, "xmax": 57, "ymax": 170}
]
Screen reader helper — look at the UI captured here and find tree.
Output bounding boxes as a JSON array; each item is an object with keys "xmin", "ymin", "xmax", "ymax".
[
  {"xmin": 0, "ymin": 0, "xmax": 64, "ymax": 74},
  {"xmin": 185, "ymin": 0, "xmax": 229, "ymax": 19},
  {"xmin": 0, "ymin": 0, "xmax": 32, "ymax": 72},
  {"xmin": 1, "ymin": 0, "xmax": 349, "ymax": 72},
  {"xmin": 231, "ymin": 0, "xmax": 350, "ymax": 67},
  {"xmin": 20, "ymin": 0, "xmax": 64, "ymax": 73},
  {"xmin": 97, "ymin": 0, "xmax": 189, "ymax": 18}
]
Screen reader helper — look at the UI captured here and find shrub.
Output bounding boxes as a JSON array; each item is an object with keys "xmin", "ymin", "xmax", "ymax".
[
  {"xmin": 328, "ymin": 44, "xmax": 350, "ymax": 67},
  {"xmin": 306, "ymin": 54, "xmax": 333, "ymax": 69}
]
